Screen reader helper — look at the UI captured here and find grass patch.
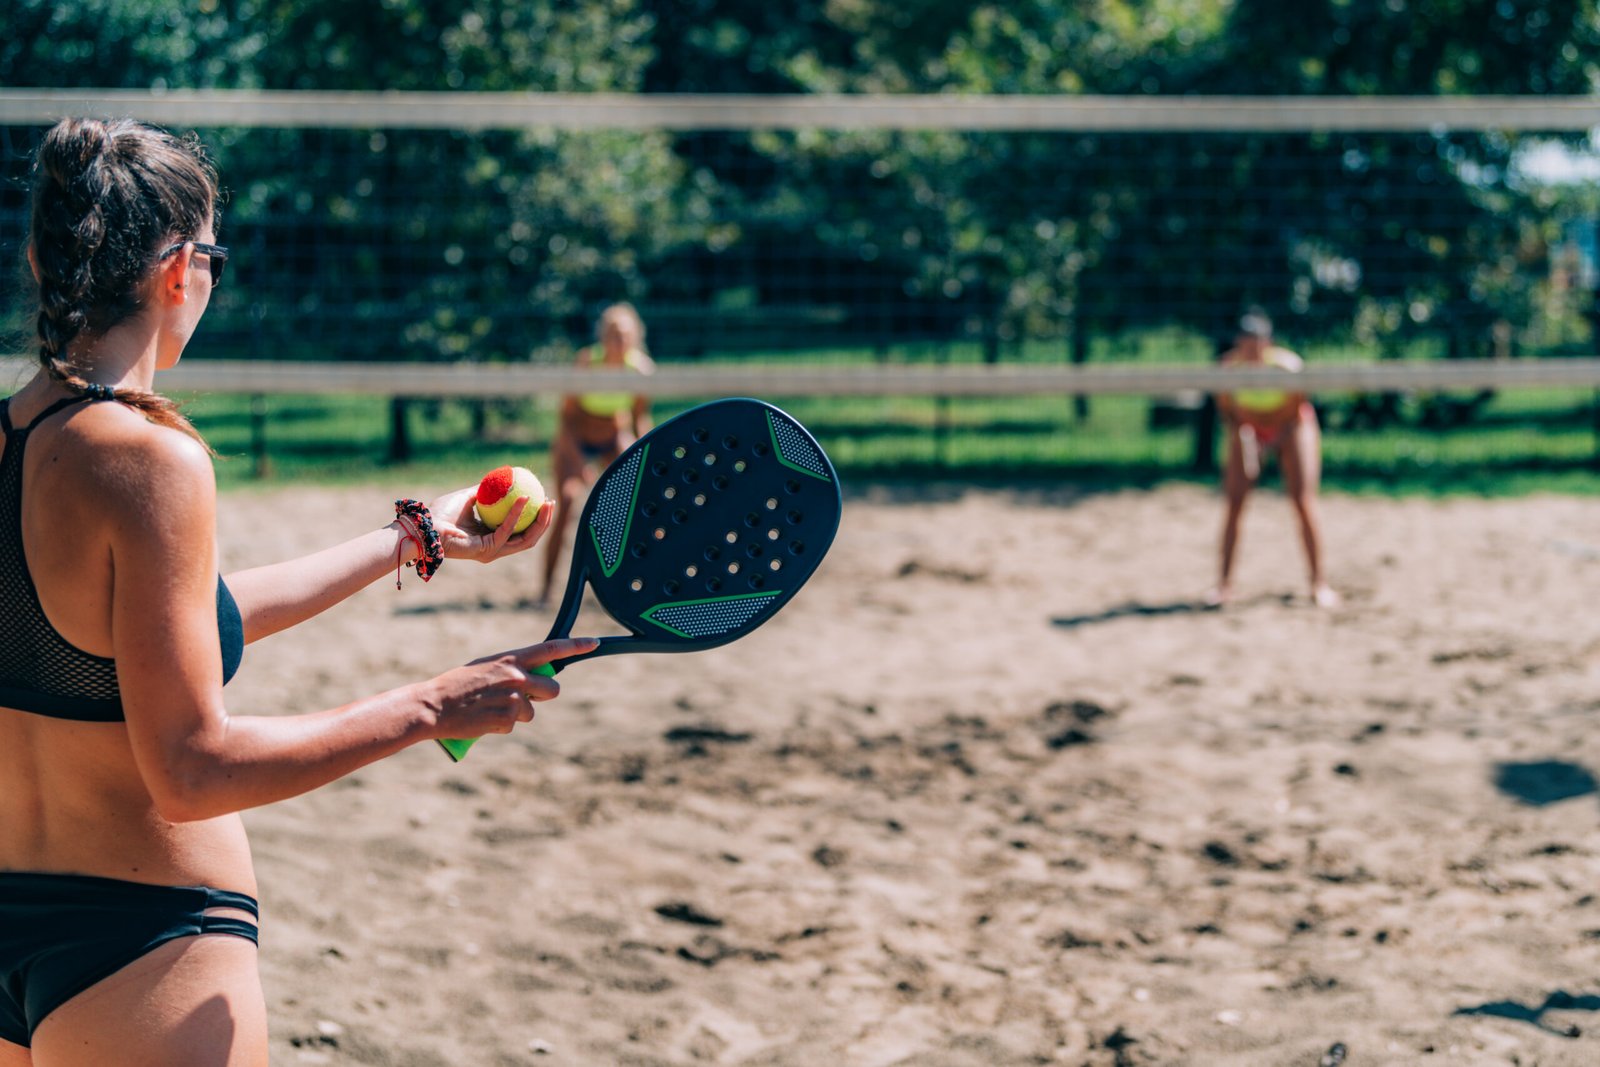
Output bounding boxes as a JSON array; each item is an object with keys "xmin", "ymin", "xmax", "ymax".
[{"xmin": 180, "ymin": 385, "xmax": 1599, "ymax": 498}]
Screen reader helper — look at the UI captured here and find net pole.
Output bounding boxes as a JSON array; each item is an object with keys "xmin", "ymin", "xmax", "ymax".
[
  {"xmin": 249, "ymin": 395, "xmax": 270, "ymax": 478},
  {"xmin": 389, "ymin": 399, "xmax": 412, "ymax": 464},
  {"xmin": 935, "ymin": 342, "xmax": 951, "ymax": 469},
  {"xmin": 1592, "ymin": 389, "xmax": 1600, "ymax": 472}
]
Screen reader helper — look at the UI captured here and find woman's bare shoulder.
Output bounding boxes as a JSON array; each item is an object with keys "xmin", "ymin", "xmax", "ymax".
[{"xmin": 67, "ymin": 406, "xmax": 216, "ymax": 512}]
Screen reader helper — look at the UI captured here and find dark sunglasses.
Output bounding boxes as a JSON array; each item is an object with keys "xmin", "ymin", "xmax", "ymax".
[{"xmin": 156, "ymin": 240, "xmax": 229, "ymax": 285}]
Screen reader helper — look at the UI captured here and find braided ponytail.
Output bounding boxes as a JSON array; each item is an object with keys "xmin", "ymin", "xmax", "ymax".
[{"xmin": 28, "ymin": 118, "xmax": 218, "ymax": 446}]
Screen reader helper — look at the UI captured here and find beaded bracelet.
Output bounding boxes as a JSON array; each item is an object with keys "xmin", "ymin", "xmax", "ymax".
[{"xmin": 393, "ymin": 499, "xmax": 444, "ymax": 588}]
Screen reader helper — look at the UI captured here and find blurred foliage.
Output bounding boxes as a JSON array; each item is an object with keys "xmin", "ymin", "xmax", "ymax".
[
  {"xmin": 2, "ymin": 0, "xmax": 1597, "ymax": 365},
  {"xmin": 3, "ymin": 0, "xmax": 700, "ymax": 361},
  {"xmin": 645, "ymin": 0, "xmax": 1600, "ymax": 355}
]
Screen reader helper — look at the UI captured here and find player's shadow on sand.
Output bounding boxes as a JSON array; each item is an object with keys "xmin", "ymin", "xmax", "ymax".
[
  {"xmin": 1453, "ymin": 991, "xmax": 1600, "ymax": 1037},
  {"xmin": 1050, "ymin": 593, "xmax": 1292, "ymax": 629},
  {"xmin": 1492, "ymin": 760, "xmax": 1598, "ymax": 807}
]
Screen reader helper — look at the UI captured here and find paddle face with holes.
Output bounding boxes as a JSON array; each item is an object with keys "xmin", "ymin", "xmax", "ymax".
[{"xmin": 438, "ymin": 399, "xmax": 841, "ymax": 760}]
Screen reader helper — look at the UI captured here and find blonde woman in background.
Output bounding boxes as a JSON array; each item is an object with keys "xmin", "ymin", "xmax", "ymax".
[
  {"xmin": 538, "ymin": 303, "xmax": 654, "ymax": 606},
  {"xmin": 1209, "ymin": 310, "xmax": 1339, "ymax": 609}
]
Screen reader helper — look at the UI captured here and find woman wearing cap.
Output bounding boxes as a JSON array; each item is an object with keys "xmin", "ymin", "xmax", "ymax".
[{"xmin": 1209, "ymin": 311, "xmax": 1338, "ymax": 609}]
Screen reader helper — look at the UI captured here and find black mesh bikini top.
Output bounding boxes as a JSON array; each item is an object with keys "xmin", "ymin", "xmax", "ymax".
[{"xmin": 0, "ymin": 394, "xmax": 243, "ymax": 722}]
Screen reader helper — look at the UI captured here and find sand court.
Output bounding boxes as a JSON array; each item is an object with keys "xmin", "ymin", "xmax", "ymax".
[{"xmin": 222, "ymin": 483, "xmax": 1600, "ymax": 1066}]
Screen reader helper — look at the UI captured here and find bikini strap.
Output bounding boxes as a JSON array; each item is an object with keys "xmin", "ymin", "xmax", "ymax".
[
  {"xmin": 197, "ymin": 888, "xmax": 261, "ymax": 942},
  {"xmin": 199, "ymin": 915, "xmax": 260, "ymax": 942},
  {"xmin": 20, "ymin": 392, "xmax": 109, "ymax": 435},
  {"xmin": 202, "ymin": 888, "xmax": 261, "ymax": 918},
  {"xmin": 0, "ymin": 398, "xmax": 11, "ymax": 437}
]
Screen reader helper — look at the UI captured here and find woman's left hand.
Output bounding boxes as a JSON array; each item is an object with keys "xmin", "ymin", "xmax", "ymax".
[{"xmin": 427, "ymin": 486, "xmax": 554, "ymax": 563}]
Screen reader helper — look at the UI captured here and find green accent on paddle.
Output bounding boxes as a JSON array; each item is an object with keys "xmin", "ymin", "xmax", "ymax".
[
  {"xmin": 639, "ymin": 591, "xmax": 782, "ymax": 639},
  {"xmin": 766, "ymin": 411, "xmax": 831, "ymax": 481},
  {"xmin": 590, "ymin": 443, "xmax": 649, "ymax": 578},
  {"xmin": 435, "ymin": 662, "xmax": 558, "ymax": 762}
]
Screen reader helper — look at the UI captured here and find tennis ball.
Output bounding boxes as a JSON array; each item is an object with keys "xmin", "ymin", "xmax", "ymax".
[{"xmin": 475, "ymin": 465, "xmax": 545, "ymax": 533}]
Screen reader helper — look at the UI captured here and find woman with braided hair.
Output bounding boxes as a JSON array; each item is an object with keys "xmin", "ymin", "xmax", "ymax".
[{"xmin": 0, "ymin": 118, "xmax": 594, "ymax": 1065}]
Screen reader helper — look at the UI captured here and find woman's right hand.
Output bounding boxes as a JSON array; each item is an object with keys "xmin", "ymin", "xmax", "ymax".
[{"xmin": 417, "ymin": 637, "xmax": 599, "ymax": 740}]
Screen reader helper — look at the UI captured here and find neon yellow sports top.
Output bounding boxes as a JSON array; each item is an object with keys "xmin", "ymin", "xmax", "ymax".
[
  {"xmin": 577, "ymin": 348, "xmax": 648, "ymax": 417},
  {"xmin": 1234, "ymin": 387, "xmax": 1289, "ymax": 412},
  {"xmin": 1232, "ymin": 347, "xmax": 1297, "ymax": 413}
]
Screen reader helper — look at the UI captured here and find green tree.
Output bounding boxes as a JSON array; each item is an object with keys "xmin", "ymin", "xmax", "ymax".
[
  {"xmin": 635, "ymin": 0, "xmax": 1599, "ymax": 367},
  {"xmin": 6, "ymin": 0, "xmax": 1597, "ymax": 373},
  {"xmin": 3, "ymin": 0, "xmax": 709, "ymax": 365}
]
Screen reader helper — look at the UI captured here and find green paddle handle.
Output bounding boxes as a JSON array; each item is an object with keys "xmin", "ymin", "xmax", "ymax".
[{"xmin": 436, "ymin": 662, "xmax": 557, "ymax": 762}]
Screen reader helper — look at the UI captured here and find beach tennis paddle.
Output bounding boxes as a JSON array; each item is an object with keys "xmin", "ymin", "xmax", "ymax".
[{"xmin": 438, "ymin": 398, "xmax": 841, "ymax": 761}]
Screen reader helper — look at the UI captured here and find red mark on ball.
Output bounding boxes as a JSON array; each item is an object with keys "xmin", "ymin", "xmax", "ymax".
[{"xmin": 477, "ymin": 466, "xmax": 514, "ymax": 506}]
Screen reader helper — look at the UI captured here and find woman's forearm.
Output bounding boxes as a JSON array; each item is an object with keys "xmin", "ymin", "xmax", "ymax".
[
  {"xmin": 225, "ymin": 524, "xmax": 415, "ymax": 643},
  {"xmin": 157, "ymin": 685, "xmax": 436, "ymax": 822}
]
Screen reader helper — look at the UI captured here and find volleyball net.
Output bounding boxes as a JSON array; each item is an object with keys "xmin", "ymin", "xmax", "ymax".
[{"xmin": 1, "ymin": 90, "xmax": 1597, "ymax": 482}]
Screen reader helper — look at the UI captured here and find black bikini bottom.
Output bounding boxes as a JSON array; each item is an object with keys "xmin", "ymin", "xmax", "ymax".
[{"xmin": 0, "ymin": 872, "xmax": 258, "ymax": 1047}]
